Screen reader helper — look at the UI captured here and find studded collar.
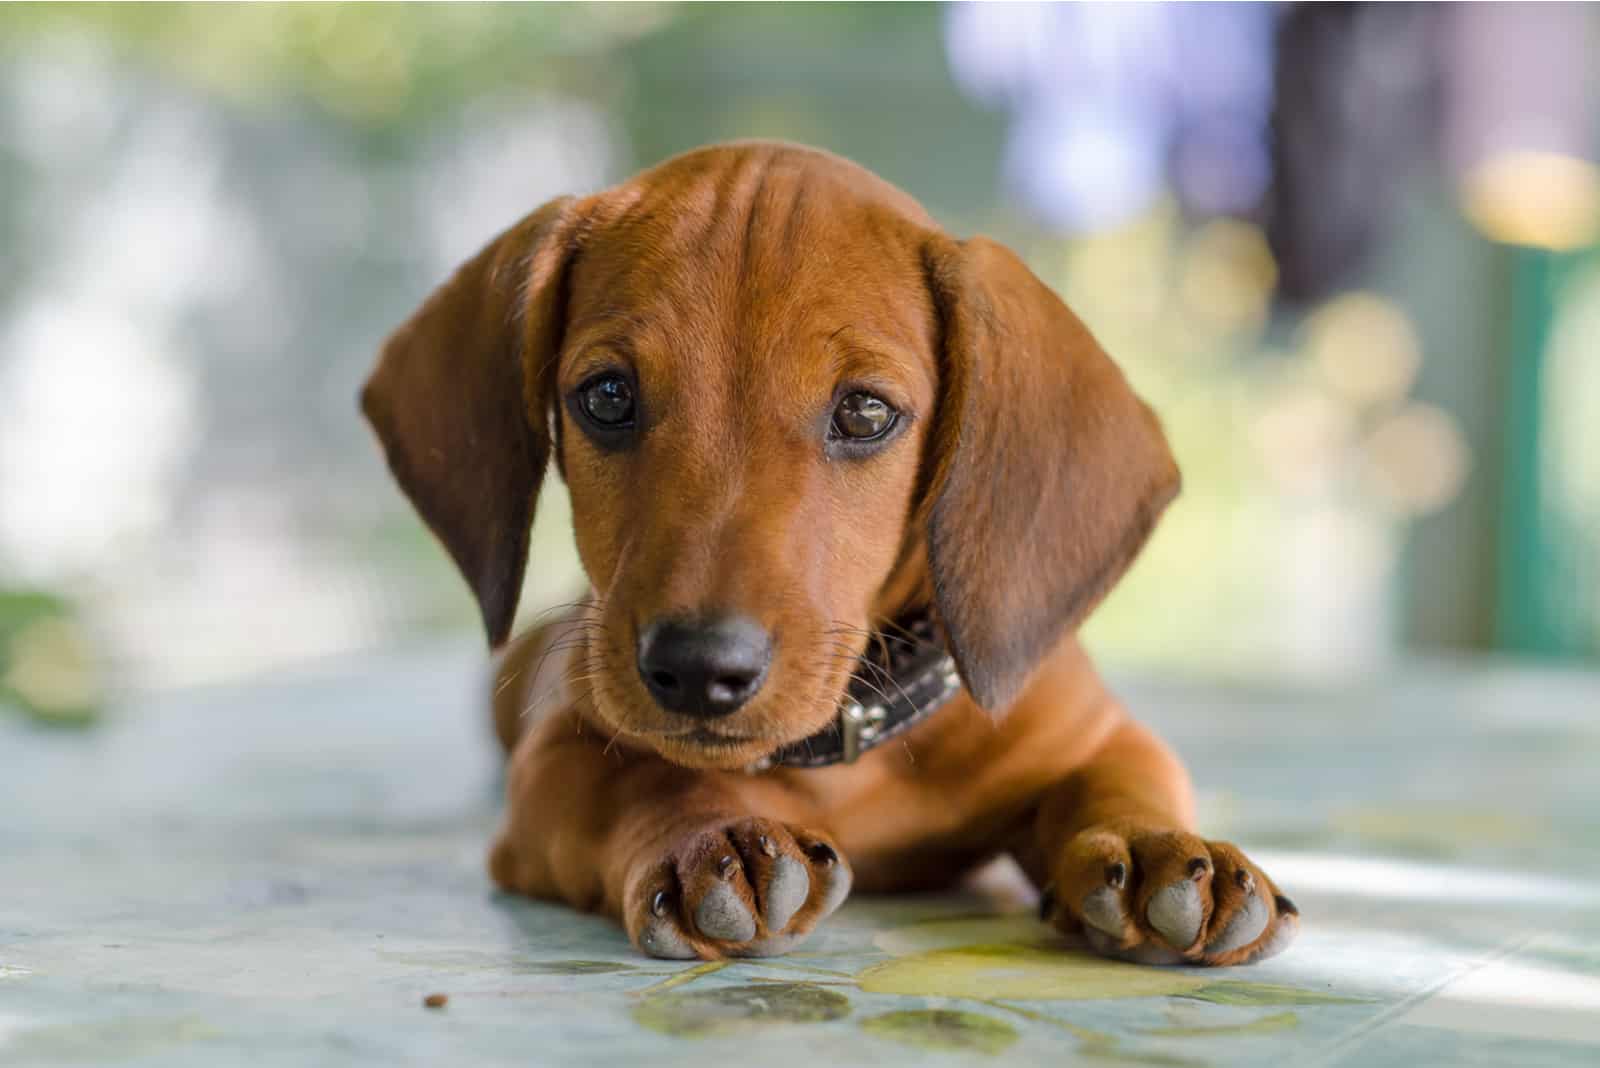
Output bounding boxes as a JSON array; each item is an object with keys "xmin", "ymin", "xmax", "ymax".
[{"xmin": 753, "ymin": 609, "xmax": 962, "ymax": 770}]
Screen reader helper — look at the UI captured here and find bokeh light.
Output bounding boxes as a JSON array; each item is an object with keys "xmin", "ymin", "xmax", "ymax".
[
  {"xmin": 1460, "ymin": 151, "xmax": 1600, "ymax": 253},
  {"xmin": 0, "ymin": 3, "xmax": 1595, "ymax": 708}
]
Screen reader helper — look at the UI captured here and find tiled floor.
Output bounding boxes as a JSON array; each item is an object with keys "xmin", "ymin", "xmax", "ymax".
[{"xmin": 4, "ymin": 644, "xmax": 1598, "ymax": 1065}]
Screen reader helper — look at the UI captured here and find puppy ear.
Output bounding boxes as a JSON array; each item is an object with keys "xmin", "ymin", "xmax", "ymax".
[
  {"xmin": 361, "ymin": 197, "xmax": 580, "ymax": 647},
  {"xmin": 923, "ymin": 235, "xmax": 1180, "ymax": 710}
]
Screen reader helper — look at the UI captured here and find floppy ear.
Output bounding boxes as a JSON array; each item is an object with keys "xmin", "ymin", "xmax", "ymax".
[
  {"xmin": 361, "ymin": 197, "xmax": 580, "ymax": 647},
  {"xmin": 923, "ymin": 235, "xmax": 1181, "ymax": 710}
]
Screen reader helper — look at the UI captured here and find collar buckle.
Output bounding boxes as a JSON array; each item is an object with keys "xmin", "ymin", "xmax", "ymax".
[{"xmin": 839, "ymin": 699, "xmax": 888, "ymax": 764}]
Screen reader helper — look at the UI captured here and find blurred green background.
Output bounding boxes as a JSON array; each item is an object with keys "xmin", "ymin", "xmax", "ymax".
[{"xmin": 1, "ymin": 3, "xmax": 1597, "ymax": 720}]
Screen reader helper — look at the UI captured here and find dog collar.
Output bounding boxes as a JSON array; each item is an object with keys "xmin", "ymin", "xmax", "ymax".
[{"xmin": 755, "ymin": 610, "xmax": 962, "ymax": 770}]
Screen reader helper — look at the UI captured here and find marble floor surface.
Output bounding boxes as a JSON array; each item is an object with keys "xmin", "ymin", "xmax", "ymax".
[{"xmin": 4, "ymin": 642, "xmax": 1598, "ymax": 1066}]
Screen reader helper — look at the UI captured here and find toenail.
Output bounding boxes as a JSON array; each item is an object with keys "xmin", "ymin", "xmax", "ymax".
[
  {"xmin": 1187, "ymin": 857, "xmax": 1210, "ymax": 881},
  {"xmin": 758, "ymin": 834, "xmax": 777, "ymax": 858},
  {"xmin": 1275, "ymin": 894, "xmax": 1299, "ymax": 916},
  {"xmin": 1038, "ymin": 884, "xmax": 1057, "ymax": 922},
  {"xmin": 805, "ymin": 842, "xmax": 838, "ymax": 867},
  {"xmin": 650, "ymin": 889, "xmax": 672, "ymax": 918},
  {"xmin": 718, "ymin": 854, "xmax": 740, "ymax": 880},
  {"xmin": 1106, "ymin": 861, "xmax": 1128, "ymax": 889}
]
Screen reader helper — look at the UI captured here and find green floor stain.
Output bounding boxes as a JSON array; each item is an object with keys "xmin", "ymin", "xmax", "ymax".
[
  {"xmin": 859, "ymin": 943, "xmax": 1207, "ymax": 1001},
  {"xmin": 10, "ymin": 1016, "xmax": 217, "ymax": 1062},
  {"xmin": 380, "ymin": 949, "xmax": 639, "ymax": 975},
  {"xmin": 1143, "ymin": 1010, "xmax": 1300, "ymax": 1037},
  {"xmin": 990, "ymin": 999, "xmax": 1212, "ymax": 1067},
  {"xmin": 635, "ymin": 960, "xmax": 727, "ymax": 996},
  {"xmin": 515, "ymin": 959, "xmax": 640, "ymax": 975},
  {"xmin": 987, "ymin": 999, "xmax": 1118, "ymax": 1044},
  {"xmin": 1081, "ymin": 1048, "xmax": 1209, "ymax": 1067},
  {"xmin": 633, "ymin": 981, "xmax": 851, "ymax": 1037},
  {"xmin": 861, "ymin": 1009, "xmax": 1018, "ymax": 1054},
  {"xmin": 1181, "ymin": 981, "xmax": 1370, "ymax": 1006}
]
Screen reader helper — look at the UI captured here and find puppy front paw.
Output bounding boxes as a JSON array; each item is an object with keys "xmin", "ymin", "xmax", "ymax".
[
  {"xmin": 625, "ymin": 817, "xmax": 851, "ymax": 960},
  {"xmin": 1041, "ymin": 827, "xmax": 1298, "ymax": 967}
]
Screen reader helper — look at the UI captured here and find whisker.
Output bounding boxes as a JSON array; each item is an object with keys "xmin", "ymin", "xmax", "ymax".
[
  {"xmin": 825, "ymin": 622, "xmax": 915, "ymax": 649},
  {"xmin": 816, "ymin": 628, "xmax": 920, "ymax": 711},
  {"xmin": 520, "ymin": 639, "xmax": 593, "ymax": 708},
  {"xmin": 493, "ymin": 668, "xmax": 523, "ymax": 697},
  {"xmin": 601, "ymin": 712, "xmax": 627, "ymax": 758},
  {"xmin": 517, "ymin": 597, "xmax": 608, "ymax": 629},
  {"xmin": 519, "ymin": 650, "xmax": 605, "ymax": 721},
  {"xmin": 871, "ymin": 613, "xmax": 926, "ymax": 643},
  {"xmin": 856, "ymin": 655, "xmax": 915, "ymax": 710},
  {"xmin": 824, "ymin": 620, "xmax": 918, "ymax": 669},
  {"xmin": 815, "ymin": 648, "xmax": 894, "ymax": 709}
]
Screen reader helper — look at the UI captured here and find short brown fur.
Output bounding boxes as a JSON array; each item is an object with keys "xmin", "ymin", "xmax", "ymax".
[{"xmin": 364, "ymin": 142, "xmax": 1297, "ymax": 965}]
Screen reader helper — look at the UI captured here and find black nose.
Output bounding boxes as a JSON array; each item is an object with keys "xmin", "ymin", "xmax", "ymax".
[{"xmin": 637, "ymin": 615, "xmax": 772, "ymax": 719}]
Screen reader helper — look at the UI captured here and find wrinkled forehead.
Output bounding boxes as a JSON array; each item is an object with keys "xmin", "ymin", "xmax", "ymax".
[{"xmin": 561, "ymin": 149, "xmax": 940, "ymax": 399}]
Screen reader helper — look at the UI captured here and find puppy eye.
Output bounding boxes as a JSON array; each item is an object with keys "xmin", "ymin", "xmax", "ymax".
[
  {"xmin": 577, "ymin": 374, "xmax": 635, "ymax": 428},
  {"xmin": 830, "ymin": 391, "xmax": 897, "ymax": 441}
]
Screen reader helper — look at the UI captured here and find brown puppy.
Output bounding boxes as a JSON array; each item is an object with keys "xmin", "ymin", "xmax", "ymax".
[{"xmin": 363, "ymin": 142, "xmax": 1298, "ymax": 965}]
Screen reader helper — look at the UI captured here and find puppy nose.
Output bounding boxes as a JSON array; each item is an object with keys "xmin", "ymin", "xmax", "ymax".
[{"xmin": 637, "ymin": 616, "xmax": 772, "ymax": 719}]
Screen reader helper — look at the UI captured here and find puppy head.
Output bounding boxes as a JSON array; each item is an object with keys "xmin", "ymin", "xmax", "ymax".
[{"xmin": 363, "ymin": 143, "xmax": 1178, "ymax": 769}]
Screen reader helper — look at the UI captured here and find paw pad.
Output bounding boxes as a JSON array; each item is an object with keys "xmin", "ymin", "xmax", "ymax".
[
  {"xmin": 1204, "ymin": 891, "xmax": 1269, "ymax": 954},
  {"xmin": 765, "ymin": 856, "xmax": 810, "ymax": 932},
  {"xmin": 695, "ymin": 882, "xmax": 757, "ymax": 942},
  {"xmin": 1146, "ymin": 879, "xmax": 1204, "ymax": 949},
  {"xmin": 631, "ymin": 820, "xmax": 851, "ymax": 960},
  {"xmin": 1081, "ymin": 885, "xmax": 1126, "ymax": 938},
  {"xmin": 1048, "ymin": 829, "xmax": 1299, "ymax": 967}
]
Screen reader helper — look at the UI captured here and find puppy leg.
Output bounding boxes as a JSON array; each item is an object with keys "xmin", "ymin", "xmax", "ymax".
[
  {"xmin": 489, "ymin": 710, "xmax": 850, "ymax": 960},
  {"xmin": 1034, "ymin": 716, "xmax": 1299, "ymax": 967}
]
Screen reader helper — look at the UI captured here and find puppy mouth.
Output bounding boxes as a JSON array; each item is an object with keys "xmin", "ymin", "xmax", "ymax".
[
  {"xmin": 666, "ymin": 725, "xmax": 761, "ymax": 746},
  {"xmin": 635, "ymin": 707, "xmax": 843, "ymax": 769},
  {"xmin": 636, "ymin": 723, "xmax": 792, "ymax": 770}
]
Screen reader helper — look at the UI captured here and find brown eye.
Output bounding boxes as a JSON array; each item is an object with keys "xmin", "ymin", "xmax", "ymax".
[
  {"xmin": 578, "ymin": 374, "xmax": 635, "ymax": 428},
  {"xmin": 830, "ymin": 391, "xmax": 896, "ymax": 441}
]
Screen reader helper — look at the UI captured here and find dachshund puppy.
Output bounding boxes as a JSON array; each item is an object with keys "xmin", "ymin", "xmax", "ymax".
[{"xmin": 362, "ymin": 142, "xmax": 1298, "ymax": 964}]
